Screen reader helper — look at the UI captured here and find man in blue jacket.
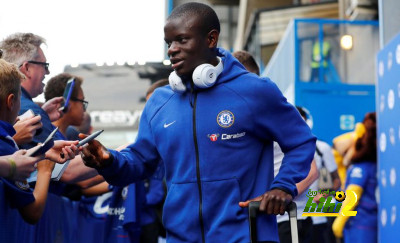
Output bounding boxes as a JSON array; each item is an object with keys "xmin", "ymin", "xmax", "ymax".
[
  {"xmin": 0, "ymin": 32, "xmax": 64, "ymax": 148},
  {"xmin": 81, "ymin": 2, "xmax": 316, "ymax": 242}
]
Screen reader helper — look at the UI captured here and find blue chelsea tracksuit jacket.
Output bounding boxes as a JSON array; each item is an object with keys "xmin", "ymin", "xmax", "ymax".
[
  {"xmin": 19, "ymin": 87, "xmax": 62, "ymax": 150},
  {"xmin": 98, "ymin": 48, "xmax": 316, "ymax": 243}
]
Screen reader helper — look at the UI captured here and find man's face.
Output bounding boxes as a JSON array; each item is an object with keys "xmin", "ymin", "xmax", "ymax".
[
  {"xmin": 68, "ymin": 87, "xmax": 86, "ymax": 126},
  {"xmin": 164, "ymin": 15, "xmax": 211, "ymax": 78},
  {"xmin": 23, "ymin": 47, "xmax": 50, "ymax": 98}
]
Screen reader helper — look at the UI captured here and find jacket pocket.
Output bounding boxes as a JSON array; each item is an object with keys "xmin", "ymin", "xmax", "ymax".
[
  {"xmin": 202, "ymin": 178, "xmax": 248, "ymax": 243},
  {"xmin": 162, "ymin": 182, "xmax": 202, "ymax": 243}
]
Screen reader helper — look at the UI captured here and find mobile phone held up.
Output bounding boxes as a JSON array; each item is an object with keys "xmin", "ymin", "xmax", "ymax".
[
  {"xmin": 26, "ymin": 127, "xmax": 59, "ymax": 157},
  {"xmin": 19, "ymin": 109, "xmax": 35, "ymax": 120},
  {"xmin": 19, "ymin": 109, "xmax": 43, "ymax": 136},
  {"xmin": 59, "ymin": 78, "xmax": 75, "ymax": 113}
]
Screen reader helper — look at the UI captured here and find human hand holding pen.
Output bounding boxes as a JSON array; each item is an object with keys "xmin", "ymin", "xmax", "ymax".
[
  {"xmin": 59, "ymin": 130, "xmax": 103, "ymax": 160},
  {"xmin": 79, "ymin": 133, "xmax": 113, "ymax": 169},
  {"xmin": 47, "ymin": 140, "xmax": 81, "ymax": 163}
]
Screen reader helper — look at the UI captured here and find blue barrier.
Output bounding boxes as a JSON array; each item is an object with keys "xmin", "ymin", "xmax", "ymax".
[{"xmin": 0, "ymin": 180, "xmax": 107, "ymax": 243}]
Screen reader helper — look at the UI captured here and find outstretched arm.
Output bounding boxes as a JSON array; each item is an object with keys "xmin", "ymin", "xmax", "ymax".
[
  {"xmin": 80, "ymin": 110, "xmax": 160, "ymax": 187},
  {"xmin": 0, "ymin": 150, "xmax": 41, "ymax": 181},
  {"xmin": 60, "ymin": 155, "xmax": 98, "ymax": 183},
  {"xmin": 81, "ymin": 181, "xmax": 110, "ymax": 197},
  {"xmin": 44, "ymin": 140, "xmax": 80, "ymax": 163},
  {"xmin": 18, "ymin": 159, "xmax": 55, "ymax": 224}
]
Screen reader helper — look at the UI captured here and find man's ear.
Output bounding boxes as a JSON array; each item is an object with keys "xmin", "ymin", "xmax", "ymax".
[
  {"xmin": 19, "ymin": 62, "xmax": 31, "ymax": 79},
  {"xmin": 6, "ymin": 93, "xmax": 15, "ymax": 111},
  {"xmin": 207, "ymin": 29, "xmax": 219, "ymax": 48}
]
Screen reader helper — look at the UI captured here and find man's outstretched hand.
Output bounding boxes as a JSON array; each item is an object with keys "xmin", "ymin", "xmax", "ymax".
[
  {"xmin": 239, "ymin": 188, "xmax": 293, "ymax": 215},
  {"xmin": 79, "ymin": 133, "xmax": 113, "ymax": 169},
  {"xmin": 45, "ymin": 140, "xmax": 80, "ymax": 163}
]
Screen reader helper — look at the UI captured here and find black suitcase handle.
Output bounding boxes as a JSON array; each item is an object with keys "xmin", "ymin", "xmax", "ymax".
[{"xmin": 248, "ymin": 201, "xmax": 298, "ymax": 243}]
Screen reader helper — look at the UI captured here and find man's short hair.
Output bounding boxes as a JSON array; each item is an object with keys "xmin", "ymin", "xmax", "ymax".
[
  {"xmin": 232, "ymin": 50, "xmax": 260, "ymax": 76},
  {"xmin": 0, "ymin": 59, "xmax": 24, "ymax": 104},
  {"xmin": 146, "ymin": 79, "xmax": 169, "ymax": 98},
  {"xmin": 44, "ymin": 73, "xmax": 83, "ymax": 101},
  {"xmin": 168, "ymin": 2, "xmax": 220, "ymax": 35},
  {"xmin": 0, "ymin": 33, "xmax": 46, "ymax": 66}
]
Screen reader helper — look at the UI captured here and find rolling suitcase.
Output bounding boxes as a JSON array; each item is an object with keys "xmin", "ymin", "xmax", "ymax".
[{"xmin": 248, "ymin": 201, "xmax": 298, "ymax": 243}]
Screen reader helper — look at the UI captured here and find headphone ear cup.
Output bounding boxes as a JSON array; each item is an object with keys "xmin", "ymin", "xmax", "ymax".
[
  {"xmin": 192, "ymin": 64, "xmax": 217, "ymax": 89},
  {"xmin": 169, "ymin": 71, "xmax": 187, "ymax": 93}
]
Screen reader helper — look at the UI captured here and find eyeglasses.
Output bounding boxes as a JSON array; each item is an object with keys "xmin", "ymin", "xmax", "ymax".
[
  {"xmin": 28, "ymin": 61, "xmax": 49, "ymax": 71},
  {"xmin": 21, "ymin": 61, "xmax": 50, "ymax": 71},
  {"xmin": 71, "ymin": 98, "xmax": 89, "ymax": 111}
]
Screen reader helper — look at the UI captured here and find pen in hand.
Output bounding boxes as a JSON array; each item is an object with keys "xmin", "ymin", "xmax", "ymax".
[{"xmin": 59, "ymin": 130, "xmax": 104, "ymax": 158}]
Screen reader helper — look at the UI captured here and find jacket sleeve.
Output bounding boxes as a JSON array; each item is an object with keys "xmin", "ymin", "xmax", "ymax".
[
  {"xmin": 249, "ymin": 78, "xmax": 316, "ymax": 197},
  {"xmin": 98, "ymin": 108, "xmax": 160, "ymax": 187}
]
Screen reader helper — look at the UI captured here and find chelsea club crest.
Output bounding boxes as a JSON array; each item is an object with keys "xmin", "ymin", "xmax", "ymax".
[{"xmin": 217, "ymin": 110, "xmax": 234, "ymax": 128}]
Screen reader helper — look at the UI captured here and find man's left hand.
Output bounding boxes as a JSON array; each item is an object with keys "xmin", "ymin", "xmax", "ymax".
[
  {"xmin": 41, "ymin": 97, "xmax": 64, "ymax": 122},
  {"xmin": 239, "ymin": 189, "xmax": 293, "ymax": 215}
]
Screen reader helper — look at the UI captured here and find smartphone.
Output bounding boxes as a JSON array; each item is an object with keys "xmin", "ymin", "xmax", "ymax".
[
  {"xmin": 59, "ymin": 78, "xmax": 75, "ymax": 113},
  {"xmin": 78, "ymin": 130, "xmax": 104, "ymax": 147},
  {"xmin": 18, "ymin": 109, "xmax": 43, "ymax": 135},
  {"xmin": 27, "ymin": 127, "xmax": 59, "ymax": 157},
  {"xmin": 19, "ymin": 109, "xmax": 35, "ymax": 120}
]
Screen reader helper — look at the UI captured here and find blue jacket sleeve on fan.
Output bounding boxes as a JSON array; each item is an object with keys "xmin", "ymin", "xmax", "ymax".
[
  {"xmin": 19, "ymin": 88, "xmax": 62, "ymax": 149},
  {"xmin": 0, "ymin": 121, "xmax": 36, "ymax": 208},
  {"xmin": 0, "ymin": 178, "xmax": 35, "ymax": 208}
]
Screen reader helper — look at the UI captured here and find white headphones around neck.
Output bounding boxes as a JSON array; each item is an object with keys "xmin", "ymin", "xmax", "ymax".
[{"xmin": 169, "ymin": 57, "xmax": 223, "ymax": 93}]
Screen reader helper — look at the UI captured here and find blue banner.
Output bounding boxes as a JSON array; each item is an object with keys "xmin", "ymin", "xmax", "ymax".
[{"xmin": 377, "ymin": 31, "xmax": 400, "ymax": 241}]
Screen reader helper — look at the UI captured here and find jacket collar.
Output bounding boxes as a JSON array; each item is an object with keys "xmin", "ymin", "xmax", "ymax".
[
  {"xmin": 0, "ymin": 120, "xmax": 16, "ymax": 138},
  {"xmin": 21, "ymin": 87, "xmax": 33, "ymax": 100}
]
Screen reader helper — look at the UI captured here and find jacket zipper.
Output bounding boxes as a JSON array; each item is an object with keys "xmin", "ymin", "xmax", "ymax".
[{"xmin": 192, "ymin": 92, "xmax": 205, "ymax": 243}]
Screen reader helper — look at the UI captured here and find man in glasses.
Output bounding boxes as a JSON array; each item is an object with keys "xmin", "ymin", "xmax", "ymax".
[{"xmin": 0, "ymin": 33, "xmax": 64, "ymax": 148}]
